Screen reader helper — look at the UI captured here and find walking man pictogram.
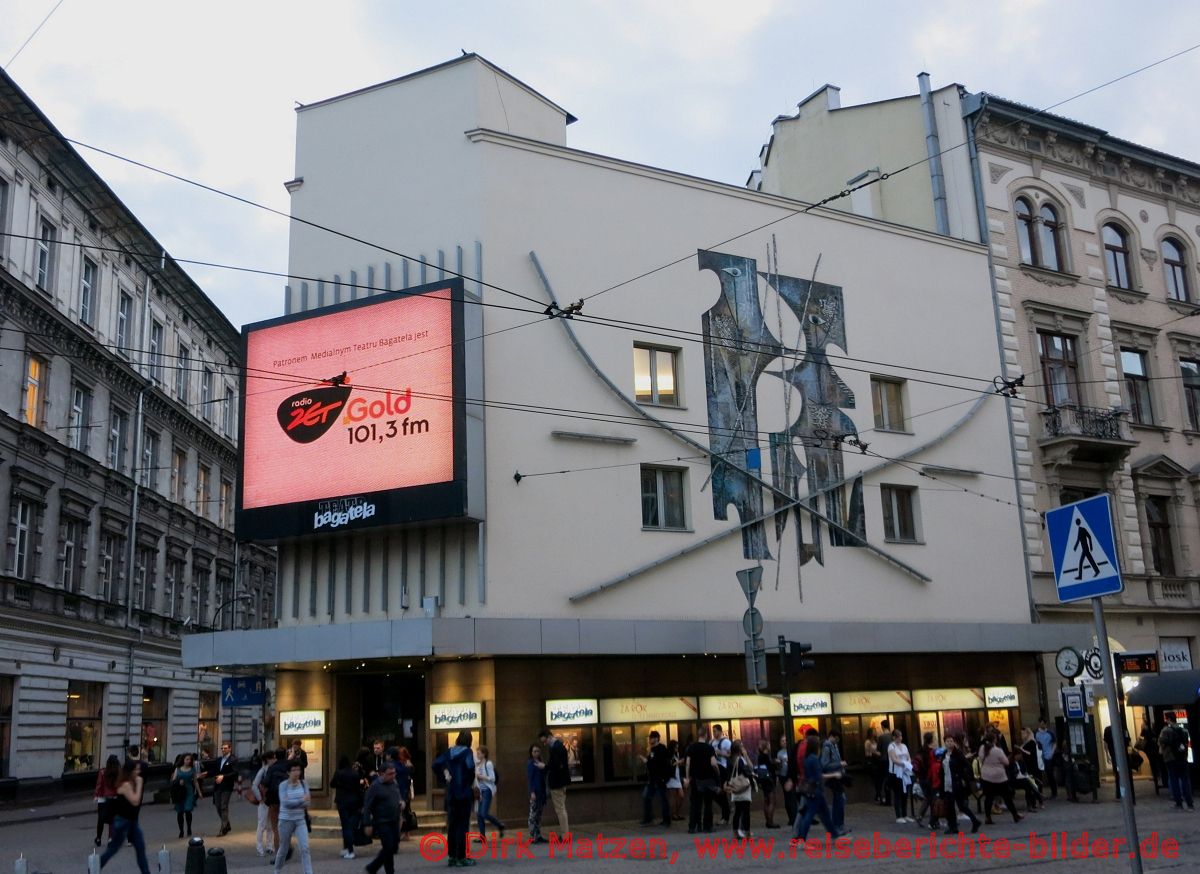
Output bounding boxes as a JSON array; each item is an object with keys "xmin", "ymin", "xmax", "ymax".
[{"xmin": 1073, "ymin": 518, "xmax": 1100, "ymax": 580}]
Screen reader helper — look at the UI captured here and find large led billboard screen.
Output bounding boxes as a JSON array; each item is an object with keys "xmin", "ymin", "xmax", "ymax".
[{"xmin": 237, "ymin": 279, "xmax": 470, "ymax": 540}]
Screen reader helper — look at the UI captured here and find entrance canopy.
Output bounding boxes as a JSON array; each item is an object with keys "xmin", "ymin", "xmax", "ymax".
[{"xmin": 1126, "ymin": 670, "xmax": 1200, "ymax": 706}]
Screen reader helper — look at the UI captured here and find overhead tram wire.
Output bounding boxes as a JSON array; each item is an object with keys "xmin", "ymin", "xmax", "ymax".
[
  {"xmin": 579, "ymin": 40, "xmax": 1200, "ymax": 305},
  {"xmin": 8, "ymin": 44, "xmax": 1200, "ymax": 401},
  {"xmin": 1, "ymin": 230, "xmax": 1016, "ymax": 397},
  {"xmin": 2, "ymin": 39, "xmax": 1196, "ymax": 357}
]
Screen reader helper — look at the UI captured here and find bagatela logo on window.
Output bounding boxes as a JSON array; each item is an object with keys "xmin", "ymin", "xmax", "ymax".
[
  {"xmin": 313, "ymin": 497, "xmax": 377, "ymax": 531},
  {"xmin": 430, "ymin": 702, "xmax": 482, "ymax": 729},
  {"xmin": 546, "ymin": 699, "xmax": 599, "ymax": 726},
  {"xmin": 279, "ymin": 710, "xmax": 325, "ymax": 736}
]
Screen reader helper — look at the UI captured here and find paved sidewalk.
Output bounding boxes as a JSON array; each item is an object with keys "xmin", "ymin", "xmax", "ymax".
[{"xmin": 3, "ymin": 783, "xmax": 1199, "ymax": 873}]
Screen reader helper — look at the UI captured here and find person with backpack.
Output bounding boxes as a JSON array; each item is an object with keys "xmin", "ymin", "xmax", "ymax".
[
  {"xmin": 475, "ymin": 745, "xmax": 506, "ymax": 838},
  {"xmin": 252, "ymin": 750, "xmax": 277, "ymax": 857},
  {"xmin": 1159, "ymin": 711, "xmax": 1195, "ymax": 810},
  {"xmin": 433, "ymin": 730, "xmax": 477, "ymax": 867},
  {"xmin": 264, "ymin": 747, "xmax": 290, "ymax": 861}
]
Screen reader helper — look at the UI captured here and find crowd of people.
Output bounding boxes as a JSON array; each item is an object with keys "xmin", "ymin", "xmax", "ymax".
[{"xmin": 88, "ymin": 713, "xmax": 1196, "ymax": 872}]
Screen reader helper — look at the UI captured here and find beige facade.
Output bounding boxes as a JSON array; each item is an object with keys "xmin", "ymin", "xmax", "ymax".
[{"xmin": 749, "ymin": 78, "xmax": 1200, "ymax": 755}]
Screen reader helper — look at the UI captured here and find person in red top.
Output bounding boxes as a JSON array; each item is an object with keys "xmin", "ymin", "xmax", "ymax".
[
  {"xmin": 94, "ymin": 755, "xmax": 121, "ymax": 846},
  {"xmin": 914, "ymin": 733, "xmax": 936, "ymax": 827}
]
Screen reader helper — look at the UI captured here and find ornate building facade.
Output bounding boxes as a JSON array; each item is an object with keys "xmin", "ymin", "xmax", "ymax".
[{"xmin": 0, "ymin": 69, "xmax": 275, "ymax": 796}]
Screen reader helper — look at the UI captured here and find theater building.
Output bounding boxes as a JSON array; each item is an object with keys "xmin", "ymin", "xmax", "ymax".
[{"xmin": 183, "ymin": 56, "xmax": 1083, "ymax": 820}]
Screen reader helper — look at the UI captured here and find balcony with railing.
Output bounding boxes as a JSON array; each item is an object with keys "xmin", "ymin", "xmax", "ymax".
[{"xmin": 1038, "ymin": 405, "xmax": 1136, "ymax": 467}]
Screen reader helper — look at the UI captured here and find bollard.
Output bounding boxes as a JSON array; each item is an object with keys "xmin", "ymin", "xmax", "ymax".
[
  {"xmin": 184, "ymin": 837, "xmax": 206, "ymax": 874},
  {"xmin": 158, "ymin": 844, "xmax": 171, "ymax": 874},
  {"xmin": 203, "ymin": 847, "xmax": 227, "ymax": 874},
  {"xmin": 88, "ymin": 851, "xmax": 101, "ymax": 874},
  {"xmin": 14, "ymin": 854, "xmax": 27, "ymax": 874}
]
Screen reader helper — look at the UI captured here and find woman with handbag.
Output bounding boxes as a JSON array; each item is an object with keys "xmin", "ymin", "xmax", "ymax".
[
  {"xmin": 978, "ymin": 732, "xmax": 1023, "ymax": 825},
  {"xmin": 171, "ymin": 753, "xmax": 203, "ymax": 838},
  {"xmin": 726, "ymin": 740, "xmax": 754, "ymax": 839}
]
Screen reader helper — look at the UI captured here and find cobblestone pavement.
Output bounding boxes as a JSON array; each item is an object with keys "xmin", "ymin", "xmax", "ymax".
[{"xmin": 3, "ymin": 781, "xmax": 1198, "ymax": 873}]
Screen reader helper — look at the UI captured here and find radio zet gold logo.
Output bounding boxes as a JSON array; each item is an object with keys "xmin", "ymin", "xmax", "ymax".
[{"xmin": 277, "ymin": 374, "xmax": 428, "ymax": 446}]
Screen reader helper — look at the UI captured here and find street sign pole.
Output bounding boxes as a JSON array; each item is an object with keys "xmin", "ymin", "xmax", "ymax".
[
  {"xmin": 1045, "ymin": 494, "xmax": 1142, "ymax": 874},
  {"xmin": 1093, "ymin": 599, "xmax": 1142, "ymax": 874},
  {"xmin": 778, "ymin": 634, "xmax": 794, "ymax": 785}
]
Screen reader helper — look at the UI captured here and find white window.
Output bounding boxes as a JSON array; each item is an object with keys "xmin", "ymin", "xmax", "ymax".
[
  {"xmin": 219, "ymin": 480, "xmax": 233, "ymax": 528},
  {"xmin": 0, "ymin": 178, "xmax": 9, "ymax": 258},
  {"xmin": 108, "ymin": 409, "xmax": 128, "ymax": 472},
  {"xmin": 9, "ymin": 499, "xmax": 32, "ymax": 579},
  {"xmin": 170, "ymin": 448, "xmax": 187, "ymax": 503},
  {"xmin": 201, "ymin": 368, "xmax": 213, "ymax": 421},
  {"xmin": 22, "ymin": 354, "xmax": 46, "ymax": 427},
  {"xmin": 99, "ymin": 533, "xmax": 125, "ymax": 602},
  {"xmin": 196, "ymin": 464, "xmax": 210, "ymax": 516},
  {"xmin": 59, "ymin": 517, "xmax": 86, "ymax": 592},
  {"xmin": 69, "ymin": 384, "xmax": 92, "ymax": 452},
  {"xmin": 116, "ymin": 291, "xmax": 132, "ymax": 353},
  {"xmin": 148, "ymin": 320, "xmax": 164, "ymax": 383},
  {"xmin": 870, "ymin": 377, "xmax": 906, "ymax": 431},
  {"xmin": 141, "ymin": 430, "xmax": 160, "ymax": 489},
  {"xmin": 633, "ymin": 345, "xmax": 679, "ymax": 406},
  {"xmin": 80, "ymin": 257, "xmax": 98, "ymax": 327},
  {"xmin": 881, "ymin": 485, "xmax": 920, "ymax": 542},
  {"xmin": 640, "ymin": 466, "xmax": 686, "ymax": 529},
  {"xmin": 36, "ymin": 219, "xmax": 56, "ymax": 291},
  {"xmin": 175, "ymin": 345, "xmax": 190, "ymax": 403},
  {"xmin": 222, "ymin": 384, "xmax": 235, "ymax": 437}
]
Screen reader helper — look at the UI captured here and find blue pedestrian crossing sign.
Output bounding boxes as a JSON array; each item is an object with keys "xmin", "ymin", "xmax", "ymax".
[
  {"xmin": 1046, "ymin": 494, "xmax": 1123, "ymax": 603},
  {"xmin": 221, "ymin": 675, "xmax": 267, "ymax": 708}
]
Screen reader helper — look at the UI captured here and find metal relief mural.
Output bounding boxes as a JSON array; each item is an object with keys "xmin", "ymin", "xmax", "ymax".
[{"xmin": 699, "ymin": 249, "xmax": 865, "ymax": 565}]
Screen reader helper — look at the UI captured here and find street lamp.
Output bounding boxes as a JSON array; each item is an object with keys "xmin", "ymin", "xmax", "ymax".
[{"xmin": 209, "ymin": 594, "xmax": 254, "ymax": 631}]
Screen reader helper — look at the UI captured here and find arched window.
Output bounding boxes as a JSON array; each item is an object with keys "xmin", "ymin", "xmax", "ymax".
[
  {"xmin": 1015, "ymin": 197, "xmax": 1036, "ymax": 265},
  {"xmin": 1163, "ymin": 237, "xmax": 1190, "ymax": 303},
  {"xmin": 1013, "ymin": 196, "xmax": 1064, "ymax": 271},
  {"xmin": 1038, "ymin": 204, "xmax": 1063, "ymax": 272},
  {"xmin": 1103, "ymin": 223, "xmax": 1132, "ymax": 289}
]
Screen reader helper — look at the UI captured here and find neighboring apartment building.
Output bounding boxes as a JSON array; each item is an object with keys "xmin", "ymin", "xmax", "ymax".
[
  {"xmin": 0, "ymin": 70, "xmax": 275, "ymax": 796},
  {"xmin": 185, "ymin": 55, "xmax": 1081, "ymax": 821},
  {"xmin": 748, "ymin": 76, "xmax": 1200, "ymax": 758}
]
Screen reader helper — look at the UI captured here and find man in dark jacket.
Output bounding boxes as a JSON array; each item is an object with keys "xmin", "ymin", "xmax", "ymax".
[
  {"xmin": 433, "ymin": 731, "xmax": 477, "ymax": 866},
  {"xmin": 638, "ymin": 730, "xmax": 671, "ymax": 827},
  {"xmin": 941, "ymin": 736, "xmax": 980, "ymax": 835},
  {"xmin": 539, "ymin": 727, "xmax": 571, "ymax": 834},
  {"xmin": 264, "ymin": 749, "xmax": 290, "ymax": 860},
  {"xmin": 362, "ymin": 765, "xmax": 403, "ymax": 874},
  {"xmin": 210, "ymin": 742, "xmax": 240, "ymax": 835}
]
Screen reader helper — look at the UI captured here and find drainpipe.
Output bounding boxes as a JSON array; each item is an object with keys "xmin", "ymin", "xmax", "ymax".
[
  {"xmin": 125, "ymin": 386, "xmax": 145, "ymax": 627},
  {"xmin": 125, "ymin": 628, "xmax": 144, "ymax": 748},
  {"xmin": 965, "ymin": 93, "xmax": 1038, "ymax": 623},
  {"xmin": 918, "ymin": 72, "xmax": 950, "ymax": 236}
]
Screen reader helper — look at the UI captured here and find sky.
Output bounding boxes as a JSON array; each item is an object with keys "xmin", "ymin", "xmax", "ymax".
[{"xmin": 3, "ymin": 0, "xmax": 1199, "ymax": 330}]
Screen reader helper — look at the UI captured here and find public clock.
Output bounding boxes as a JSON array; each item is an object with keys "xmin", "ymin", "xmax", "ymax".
[{"xmin": 1056, "ymin": 646, "xmax": 1083, "ymax": 679}]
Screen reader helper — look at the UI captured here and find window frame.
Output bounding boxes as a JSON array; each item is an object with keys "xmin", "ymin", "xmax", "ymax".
[
  {"xmin": 880, "ymin": 484, "xmax": 920, "ymax": 543},
  {"xmin": 1014, "ymin": 196, "xmax": 1065, "ymax": 271},
  {"xmin": 201, "ymin": 368, "xmax": 214, "ymax": 421},
  {"xmin": 870, "ymin": 376, "xmax": 906, "ymax": 432},
  {"xmin": 116, "ymin": 291, "xmax": 133, "ymax": 354},
  {"xmin": 175, "ymin": 344, "xmax": 190, "ymax": 403},
  {"xmin": 108, "ymin": 408, "xmax": 129, "ymax": 472},
  {"xmin": 1144, "ymin": 494, "xmax": 1177, "ymax": 576},
  {"xmin": 58, "ymin": 515, "xmax": 87, "ymax": 593},
  {"xmin": 22, "ymin": 352, "xmax": 47, "ymax": 428},
  {"xmin": 141, "ymin": 429, "xmax": 160, "ymax": 490},
  {"xmin": 148, "ymin": 319, "xmax": 164, "ymax": 384},
  {"xmin": 1103, "ymin": 223, "xmax": 1133, "ymax": 290},
  {"xmin": 69, "ymin": 383, "xmax": 93, "ymax": 453},
  {"xmin": 1119, "ymin": 348, "xmax": 1154, "ymax": 426},
  {"xmin": 1181, "ymin": 358, "xmax": 1200, "ymax": 431},
  {"xmin": 1038, "ymin": 331, "xmax": 1081, "ymax": 407},
  {"xmin": 79, "ymin": 256, "xmax": 98, "ymax": 328},
  {"xmin": 640, "ymin": 465, "xmax": 688, "ymax": 531},
  {"xmin": 1163, "ymin": 237, "xmax": 1191, "ymax": 303},
  {"xmin": 36, "ymin": 219, "xmax": 56, "ymax": 291},
  {"xmin": 9, "ymin": 498, "xmax": 34, "ymax": 579},
  {"xmin": 633, "ymin": 344, "xmax": 681, "ymax": 407}
]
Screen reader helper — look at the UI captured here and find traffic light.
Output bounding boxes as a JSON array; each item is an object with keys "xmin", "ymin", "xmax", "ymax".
[{"xmin": 784, "ymin": 640, "xmax": 815, "ymax": 673}]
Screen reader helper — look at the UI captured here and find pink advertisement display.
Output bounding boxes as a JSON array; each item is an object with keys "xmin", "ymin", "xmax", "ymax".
[{"xmin": 241, "ymin": 288, "xmax": 455, "ymax": 514}]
